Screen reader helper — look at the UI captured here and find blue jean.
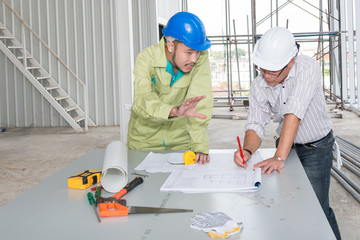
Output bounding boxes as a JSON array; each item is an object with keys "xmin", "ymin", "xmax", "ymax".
[{"xmin": 277, "ymin": 131, "xmax": 341, "ymax": 240}]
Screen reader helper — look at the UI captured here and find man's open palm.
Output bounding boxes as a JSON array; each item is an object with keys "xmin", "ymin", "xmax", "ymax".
[{"xmin": 177, "ymin": 96, "xmax": 207, "ymax": 119}]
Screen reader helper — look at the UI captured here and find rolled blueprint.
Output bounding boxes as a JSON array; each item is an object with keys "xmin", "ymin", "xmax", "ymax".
[{"xmin": 101, "ymin": 141, "xmax": 128, "ymax": 193}]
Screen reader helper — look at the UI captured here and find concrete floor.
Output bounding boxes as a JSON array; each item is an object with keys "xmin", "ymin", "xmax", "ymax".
[{"xmin": 1, "ymin": 106, "xmax": 359, "ymax": 239}]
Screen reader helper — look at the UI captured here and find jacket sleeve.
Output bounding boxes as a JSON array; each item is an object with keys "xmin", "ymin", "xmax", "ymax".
[
  {"xmin": 185, "ymin": 51, "xmax": 213, "ymax": 154},
  {"xmin": 131, "ymin": 50, "xmax": 174, "ymax": 122}
]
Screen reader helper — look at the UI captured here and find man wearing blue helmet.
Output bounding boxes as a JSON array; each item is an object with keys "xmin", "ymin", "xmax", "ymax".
[{"xmin": 127, "ymin": 12, "xmax": 213, "ymax": 164}]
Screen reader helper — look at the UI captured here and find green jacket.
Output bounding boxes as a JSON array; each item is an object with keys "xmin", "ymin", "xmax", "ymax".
[{"xmin": 127, "ymin": 37, "xmax": 213, "ymax": 154}]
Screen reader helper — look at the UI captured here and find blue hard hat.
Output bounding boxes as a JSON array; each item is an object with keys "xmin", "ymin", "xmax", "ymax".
[{"xmin": 162, "ymin": 12, "xmax": 211, "ymax": 51}]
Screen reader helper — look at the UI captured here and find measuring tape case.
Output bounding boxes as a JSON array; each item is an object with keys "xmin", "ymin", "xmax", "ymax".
[{"xmin": 68, "ymin": 170, "xmax": 102, "ymax": 189}]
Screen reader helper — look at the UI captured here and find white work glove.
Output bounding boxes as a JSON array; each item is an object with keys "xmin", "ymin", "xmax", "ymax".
[
  {"xmin": 333, "ymin": 140, "xmax": 343, "ymax": 169},
  {"xmin": 190, "ymin": 212, "xmax": 242, "ymax": 238}
]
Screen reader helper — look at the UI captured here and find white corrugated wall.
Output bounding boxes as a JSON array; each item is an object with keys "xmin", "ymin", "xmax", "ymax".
[
  {"xmin": 131, "ymin": 0, "xmax": 181, "ymax": 60},
  {"xmin": 0, "ymin": 0, "xmax": 180, "ymax": 130},
  {"xmin": 0, "ymin": 0, "xmax": 119, "ymax": 127}
]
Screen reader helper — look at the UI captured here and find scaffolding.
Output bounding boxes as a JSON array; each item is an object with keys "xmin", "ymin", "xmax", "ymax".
[{"xmin": 190, "ymin": 0, "xmax": 360, "ymax": 112}]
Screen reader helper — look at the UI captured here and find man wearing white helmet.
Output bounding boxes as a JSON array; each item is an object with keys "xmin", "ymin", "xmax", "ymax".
[
  {"xmin": 127, "ymin": 12, "xmax": 213, "ymax": 164},
  {"xmin": 233, "ymin": 27, "xmax": 341, "ymax": 239}
]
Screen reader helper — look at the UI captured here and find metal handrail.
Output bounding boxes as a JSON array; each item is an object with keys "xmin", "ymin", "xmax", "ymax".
[{"xmin": 2, "ymin": 0, "xmax": 88, "ymax": 131}]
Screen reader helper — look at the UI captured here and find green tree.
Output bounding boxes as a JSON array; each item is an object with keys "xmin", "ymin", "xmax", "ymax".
[{"xmin": 230, "ymin": 48, "xmax": 246, "ymax": 58}]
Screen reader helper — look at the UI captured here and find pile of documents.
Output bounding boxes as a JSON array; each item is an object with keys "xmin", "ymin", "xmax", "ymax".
[{"xmin": 135, "ymin": 149, "xmax": 264, "ymax": 193}]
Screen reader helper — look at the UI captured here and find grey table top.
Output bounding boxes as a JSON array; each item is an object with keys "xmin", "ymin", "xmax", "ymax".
[{"xmin": 0, "ymin": 149, "xmax": 335, "ymax": 240}]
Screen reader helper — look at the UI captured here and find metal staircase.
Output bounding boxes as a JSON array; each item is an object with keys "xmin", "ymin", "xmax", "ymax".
[{"xmin": 0, "ymin": 2, "xmax": 95, "ymax": 132}]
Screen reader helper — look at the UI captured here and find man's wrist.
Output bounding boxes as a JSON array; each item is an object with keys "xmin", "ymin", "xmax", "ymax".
[
  {"xmin": 169, "ymin": 107, "xmax": 179, "ymax": 118},
  {"xmin": 273, "ymin": 155, "xmax": 286, "ymax": 163},
  {"xmin": 243, "ymin": 148, "xmax": 252, "ymax": 156}
]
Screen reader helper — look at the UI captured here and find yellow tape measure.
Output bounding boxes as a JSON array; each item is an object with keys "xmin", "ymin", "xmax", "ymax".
[
  {"xmin": 68, "ymin": 170, "xmax": 101, "ymax": 189},
  {"xmin": 183, "ymin": 151, "xmax": 196, "ymax": 165}
]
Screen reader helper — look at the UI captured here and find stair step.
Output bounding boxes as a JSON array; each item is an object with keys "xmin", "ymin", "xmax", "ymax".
[
  {"xmin": 0, "ymin": 36, "xmax": 14, "ymax": 39},
  {"xmin": 8, "ymin": 45, "xmax": 22, "ymax": 49},
  {"xmin": 18, "ymin": 56, "xmax": 33, "ymax": 59},
  {"xmin": 36, "ymin": 76, "xmax": 51, "ymax": 80},
  {"xmin": 54, "ymin": 95, "xmax": 69, "ymax": 101},
  {"xmin": 64, "ymin": 106, "xmax": 78, "ymax": 112},
  {"xmin": 0, "ymin": 26, "xmax": 5, "ymax": 30},
  {"xmin": 26, "ymin": 66, "xmax": 41, "ymax": 70},
  {"xmin": 73, "ymin": 115, "xmax": 85, "ymax": 122},
  {"xmin": 45, "ymin": 86, "xmax": 59, "ymax": 90}
]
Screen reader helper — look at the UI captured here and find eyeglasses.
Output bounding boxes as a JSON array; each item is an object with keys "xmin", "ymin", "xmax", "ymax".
[{"xmin": 256, "ymin": 64, "xmax": 288, "ymax": 78}]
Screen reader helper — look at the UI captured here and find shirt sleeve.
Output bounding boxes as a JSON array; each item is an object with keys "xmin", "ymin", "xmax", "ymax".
[
  {"xmin": 283, "ymin": 60, "xmax": 320, "ymax": 119},
  {"xmin": 245, "ymin": 78, "xmax": 272, "ymax": 141},
  {"xmin": 185, "ymin": 51, "xmax": 213, "ymax": 154},
  {"xmin": 131, "ymin": 50, "xmax": 174, "ymax": 122}
]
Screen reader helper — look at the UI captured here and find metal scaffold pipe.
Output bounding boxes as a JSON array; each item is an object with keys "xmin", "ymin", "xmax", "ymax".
[
  {"xmin": 337, "ymin": 144, "xmax": 360, "ymax": 163},
  {"xmin": 341, "ymin": 152, "xmax": 360, "ymax": 169},
  {"xmin": 335, "ymin": 137, "xmax": 360, "ymax": 166},
  {"xmin": 337, "ymin": 140, "xmax": 360, "ymax": 153},
  {"xmin": 337, "ymin": 140, "xmax": 360, "ymax": 155},
  {"xmin": 331, "ymin": 169, "xmax": 360, "ymax": 203},
  {"xmin": 246, "ymin": 15, "xmax": 253, "ymax": 85},
  {"xmin": 209, "ymin": 31, "xmax": 340, "ymax": 38},
  {"xmin": 343, "ymin": 159, "xmax": 360, "ymax": 179},
  {"xmin": 233, "ymin": 19, "xmax": 242, "ymax": 97},
  {"xmin": 337, "ymin": 136, "xmax": 360, "ymax": 153},
  {"xmin": 207, "ymin": 0, "xmax": 351, "ymax": 110},
  {"xmin": 332, "ymin": 165, "xmax": 360, "ymax": 193}
]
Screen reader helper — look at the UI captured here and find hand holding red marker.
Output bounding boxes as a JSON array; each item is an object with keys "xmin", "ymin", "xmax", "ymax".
[{"xmin": 237, "ymin": 136, "xmax": 246, "ymax": 165}]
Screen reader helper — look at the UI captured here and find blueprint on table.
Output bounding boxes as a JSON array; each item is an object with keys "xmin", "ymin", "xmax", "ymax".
[{"xmin": 159, "ymin": 149, "xmax": 265, "ymax": 193}]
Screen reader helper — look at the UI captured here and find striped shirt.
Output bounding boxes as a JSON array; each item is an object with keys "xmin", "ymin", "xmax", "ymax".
[{"xmin": 246, "ymin": 54, "xmax": 332, "ymax": 144}]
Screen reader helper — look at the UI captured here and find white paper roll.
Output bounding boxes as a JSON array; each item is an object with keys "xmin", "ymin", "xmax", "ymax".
[{"xmin": 101, "ymin": 141, "xmax": 128, "ymax": 193}]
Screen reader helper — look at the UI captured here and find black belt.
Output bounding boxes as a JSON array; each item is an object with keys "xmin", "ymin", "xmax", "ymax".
[{"xmin": 292, "ymin": 131, "xmax": 331, "ymax": 148}]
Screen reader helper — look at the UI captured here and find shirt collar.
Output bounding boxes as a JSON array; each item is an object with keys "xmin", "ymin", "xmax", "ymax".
[
  {"xmin": 151, "ymin": 36, "xmax": 184, "ymax": 86},
  {"xmin": 166, "ymin": 60, "xmax": 184, "ymax": 86}
]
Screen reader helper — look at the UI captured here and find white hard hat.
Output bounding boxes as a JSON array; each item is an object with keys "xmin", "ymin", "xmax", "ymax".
[{"xmin": 252, "ymin": 27, "xmax": 298, "ymax": 71}]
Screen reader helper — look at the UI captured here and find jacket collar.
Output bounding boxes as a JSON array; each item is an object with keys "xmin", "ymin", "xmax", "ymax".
[{"xmin": 152, "ymin": 37, "xmax": 168, "ymax": 68}]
